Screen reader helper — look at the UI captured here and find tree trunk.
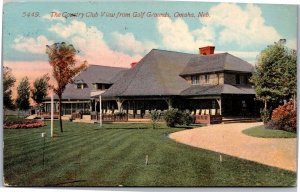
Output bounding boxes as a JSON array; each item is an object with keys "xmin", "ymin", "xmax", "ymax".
[
  {"xmin": 264, "ymin": 99, "xmax": 267, "ymax": 111},
  {"xmin": 59, "ymin": 94, "xmax": 63, "ymax": 132}
]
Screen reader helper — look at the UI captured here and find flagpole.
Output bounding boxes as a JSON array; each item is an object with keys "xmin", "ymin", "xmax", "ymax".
[
  {"xmin": 51, "ymin": 91, "xmax": 54, "ymax": 137},
  {"xmin": 99, "ymin": 94, "xmax": 102, "ymax": 128}
]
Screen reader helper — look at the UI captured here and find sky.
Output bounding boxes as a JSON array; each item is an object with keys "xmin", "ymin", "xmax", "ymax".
[{"xmin": 2, "ymin": 1, "xmax": 298, "ymax": 98}]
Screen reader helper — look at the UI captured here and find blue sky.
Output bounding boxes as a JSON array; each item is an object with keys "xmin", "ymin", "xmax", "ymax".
[{"xmin": 2, "ymin": 1, "xmax": 298, "ymax": 88}]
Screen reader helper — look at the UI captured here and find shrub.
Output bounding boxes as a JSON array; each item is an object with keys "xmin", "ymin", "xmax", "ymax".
[
  {"xmin": 270, "ymin": 101, "xmax": 296, "ymax": 133},
  {"xmin": 164, "ymin": 108, "xmax": 194, "ymax": 127},
  {"xmin": 4, "ymin": 120, "xmax": 45, "ymax": 129},
  {"xmin": 149, "ymin": 109, "xmax": 161, "ymax": 129},
  {"xmin": 260, "ymin": 108, "xmax": 270, "ymax": 124}
]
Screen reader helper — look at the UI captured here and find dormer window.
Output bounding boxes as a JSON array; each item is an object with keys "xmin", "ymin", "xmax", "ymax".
[
  {"xmin": 93, "ymin": 83, "xmax": 112, "ymax": 90},
  {"xmin": 76, "ymin": 83, "xmax": 87, "ymax": 89},
  {"xmin": 235, "ymin": 74, "xmax": 240, "ymax": 84},
  {"xmin": 205, "ymin": 74, "xmax": 209, "ymax": 84},
  {"xmin": 191, "ymin": 75, "xmax": 199, "ymax": 85},
  {"xmin": 243, "ymin": 75, "xmax": 249, "ymax": 84}
]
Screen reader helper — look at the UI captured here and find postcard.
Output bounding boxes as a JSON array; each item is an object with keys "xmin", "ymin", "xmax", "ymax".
[{"xmin": 2, "ymin": 0, "xmax": 298, "ymax": 188}]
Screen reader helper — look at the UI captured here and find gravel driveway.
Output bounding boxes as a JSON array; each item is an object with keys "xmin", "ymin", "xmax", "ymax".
[{"xmin": 169, "ymin": 122, "xmax": 297, "ymax": 172}]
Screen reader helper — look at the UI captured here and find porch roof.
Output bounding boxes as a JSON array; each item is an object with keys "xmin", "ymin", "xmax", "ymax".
[{"xmin": 180, "ymin": 84, "xmax": 255, "ymax": 96}]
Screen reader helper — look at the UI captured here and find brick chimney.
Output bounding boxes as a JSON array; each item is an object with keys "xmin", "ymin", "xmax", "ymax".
[
  {"xmin": 199, "ymin": 46, "xmax": 215, "ymax": 55},
  {"xmin": 130, "ymin": 62, "xmax": 138, "ymax": 68}
]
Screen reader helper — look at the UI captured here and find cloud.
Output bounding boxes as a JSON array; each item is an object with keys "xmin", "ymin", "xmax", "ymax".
[
  {"xmin": 157, "ymin": 3, "xmax": 282, "ymax": 53},
  {"xmin": 42, "ymin": 10, "xmax": 66, "ymax": 22},
  {"xmin": 202, "ymin": 3, "xmax": 281, "ymax": 47},
  {"xmin": 12, "ymin": 35, "xmax": 54, "ymax": 54},
  {"xmin": 157, "ymin": 17, "xmax": 214, "ymax": 53},
  {"xmin": 111, "ymin": 32, "xmax": 157, "ymax": 55},
  {"xmin": 49, "ymin": 20, "xmax": 141, "ymax": 67}
]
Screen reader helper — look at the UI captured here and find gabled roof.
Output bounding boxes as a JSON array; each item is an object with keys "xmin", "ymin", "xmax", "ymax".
[
  {"xmin": 47, "ymin": 65, "xmax": 128, "ymax": 100},
  {"xmin": 180, "ymin": 84, "xmax": 255, "ymax": 96},
  {"xmin": 102, "ymin": 49, "xmax": 197, "ymax": 97},
  {"xmin": 180, "ymin": 53, "xmax": 254, "ymax": 76}
]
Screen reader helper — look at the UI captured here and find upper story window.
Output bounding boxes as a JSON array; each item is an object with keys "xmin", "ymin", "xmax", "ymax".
[
  {"xmin": 242, "ymin": 75, "xmax": 249, "ymax": 84},
  {"xmin": 93, "ymin": 83, "xmax": 112, "ymax": 90},
  {"xmin": 76, "ymin": 83, "xmax": 87, "ymax": 89},
  {"xmin": 204, "ymin": 74, "xmax": 209, "ymax": 84},
  {"xmin": 235, "ymin": 74, "xmax": 240, "ymax": 84},
  {"xmin": 191, "ymin": 75, "xmax": 199, "ymax": 85}
]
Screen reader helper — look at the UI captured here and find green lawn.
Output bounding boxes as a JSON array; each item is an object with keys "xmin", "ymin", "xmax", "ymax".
[
  {"xmin": 242, "ymin": 125, "xmax": 297, "ymax": 138},
  {"xmin": 4, "ymin": 120, "xmax": 296, "ymax": 186}
]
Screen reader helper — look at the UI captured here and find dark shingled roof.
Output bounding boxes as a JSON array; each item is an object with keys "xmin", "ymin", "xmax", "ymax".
[
  {"xmin": 47, "ymin": 65, "xmax": 128, "ymax": 100},
  {"xmin": 180, "ymin": 84, "xmax": 255, "ymax": 96},
  {"xmin": 180, "ymin": 53, "xmax": 254, "ymax": 76},
  {"xmin": 102, "ymin": 49, "xmax": 197, "ymax": 97}
]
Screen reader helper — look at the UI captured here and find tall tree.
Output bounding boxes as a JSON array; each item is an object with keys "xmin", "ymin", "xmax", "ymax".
[
  {"xmin": 16, "ymin": 77, "xmax": 30, "ymax": 112},
  {"xmin": 251, "ymin": 41, "xmax": 297, "ymax": 110},
  {"xmin": 46, "ymin": 42, "xmax": 87, "ymax": 132},
  {"xmin": 31, "ymin": 74, "xmax": 50, "ymax": 106},
  {"xmin": 3, "ymin": 66, "xmax": 16, "ymax": 109}
]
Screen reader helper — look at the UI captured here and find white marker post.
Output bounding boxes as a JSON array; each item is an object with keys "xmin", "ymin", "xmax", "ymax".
[
  {"xmin": 50, "ymin": 91, "xmax": 54, "ymax": 137},
  {"xmin": 99, "ymin": 94, "xmax": 102, "ymax": 128}
]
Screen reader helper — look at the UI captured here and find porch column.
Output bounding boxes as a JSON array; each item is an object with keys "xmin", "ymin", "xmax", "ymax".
[
  {"xmin": 216, "ymin": 98, "xmax": 222, "ymax": 115},
  {"xmin": 116, "ymin": 99, "xmax": 123, "ymax": 112},
  {"xmin": 165, "ymin": 98, "xmax": 173, "ymax": 110}
]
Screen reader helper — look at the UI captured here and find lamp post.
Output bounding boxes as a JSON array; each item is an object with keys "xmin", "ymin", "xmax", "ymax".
[
  {"xmin": 51, "ymin": 91, "xmax": 54, "ymax": 137},
  {"xmin": 99, "ymin": 94, "xmax": 102, "ymax": 128}
]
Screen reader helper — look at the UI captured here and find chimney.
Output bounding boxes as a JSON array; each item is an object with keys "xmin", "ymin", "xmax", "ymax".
[
  {"xmin": 199, "ymin": 46, "xmax": 215, "ymax": 55},
  {"xmin": 130, "ymin": 62, "xmax": 138, "ymax": 68}
]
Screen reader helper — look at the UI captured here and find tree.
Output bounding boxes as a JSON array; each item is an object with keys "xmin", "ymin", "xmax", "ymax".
[
  {"xmin": 251, "ymin": 41, "xmax": 297, "ymax": 112},
  {"xmin": 3, "ymin": 66, "xmax": 16, "ymax": 109},
  {"xmin": 46, "ymin": 42, "xmax": 87, "ymax": 132},
  {"xmin": 16, "ymin": 77, "xmax": 30, "ymax": 112},
  {"xmin": 31, "ymin": 74, "xmax": 50, "ymax": 106}
]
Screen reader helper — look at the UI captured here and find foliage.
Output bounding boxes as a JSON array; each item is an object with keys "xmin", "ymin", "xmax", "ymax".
[
  {"xmin": 46, "ymin": 42, "xmax": 87, "ymax": 132},
  {"xmin": 164, "ymin": 108, "xmax": 194, "ymax": 127},
  {"xmin": 3, "ymin": 66, "xmax": 16, "ymax": 109},
  {"xmin": 260, "ymin": 108, "xmax": 270, "ymax": 124},
  {"xmin": 16, "ymin": 77, "xmax": 30, "ymax": 111},
  {"xmin": 149, "ymin": 109, "xmax": 161, "ymax": 129},
  {"xmin": 31, "ymin": 74, "xmax": 50, "ymax": 105},
  {"xmin": 4, "ymin": 121, "xmax": 45, "ymax": 129},
  {"xmin": 251, "ymin": 42, "xmax": 297, "ymax": 109},
  {"xmin": 270, "ymin": 101, "xmax": 296, "ymax": 133}
]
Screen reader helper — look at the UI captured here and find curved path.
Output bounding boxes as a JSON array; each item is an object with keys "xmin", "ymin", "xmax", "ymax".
[{"xmin": 169, "ymin": 122, "xmax": 297, "ymax": 172}]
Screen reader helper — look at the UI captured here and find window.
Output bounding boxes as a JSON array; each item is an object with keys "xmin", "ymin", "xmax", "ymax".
[
  {"xmin": 235, "ymin": 74, "xmax": 240, "ymax": 84},
  {"xmin": 191, "ymin": 75, "xmax": 199, "ymax": 85},
  {"xmin": 243, "ymin": 75, "xmax": 249, "ymax": 84},
  {"xmin": 205, "ymin": 74, "xmax": 209, "ymax": 84},
  {"xmin": 76, "ymin": 83, "xmax": 87, "ymax": 89}
]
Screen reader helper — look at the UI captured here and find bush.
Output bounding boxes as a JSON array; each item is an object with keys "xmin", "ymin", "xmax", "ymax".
[
  {"xmin": 164, "ymin": 108, "xmax": 194, "ymax": 127},
  {"xmin": 270, "ymin": 101, "xmax": 296, "ymax": 133},
  {"xmin": 149, "ymin": 109, "xmax": 161, "ymax": 129},
  {"xmin": 4, "ymin": 120, "xmax": 45, "ymax": 129},
  {"xmin": 260, "ymin": 108, "xmax": 270, "ymax": 124}
]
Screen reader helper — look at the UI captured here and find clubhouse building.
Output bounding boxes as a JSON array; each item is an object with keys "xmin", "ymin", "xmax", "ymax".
[{"xmin": 43, "ymin": 46, "xmax": 259, "ymax": 122}]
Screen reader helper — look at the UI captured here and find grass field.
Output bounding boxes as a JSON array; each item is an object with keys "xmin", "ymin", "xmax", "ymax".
[
  {"xmin": 242, "ymin": 125, "xmax": 297, "ymax": 138},
  {"xmin": 4, "ymin": 120, "xmax": 296, "ymax": 187}
]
